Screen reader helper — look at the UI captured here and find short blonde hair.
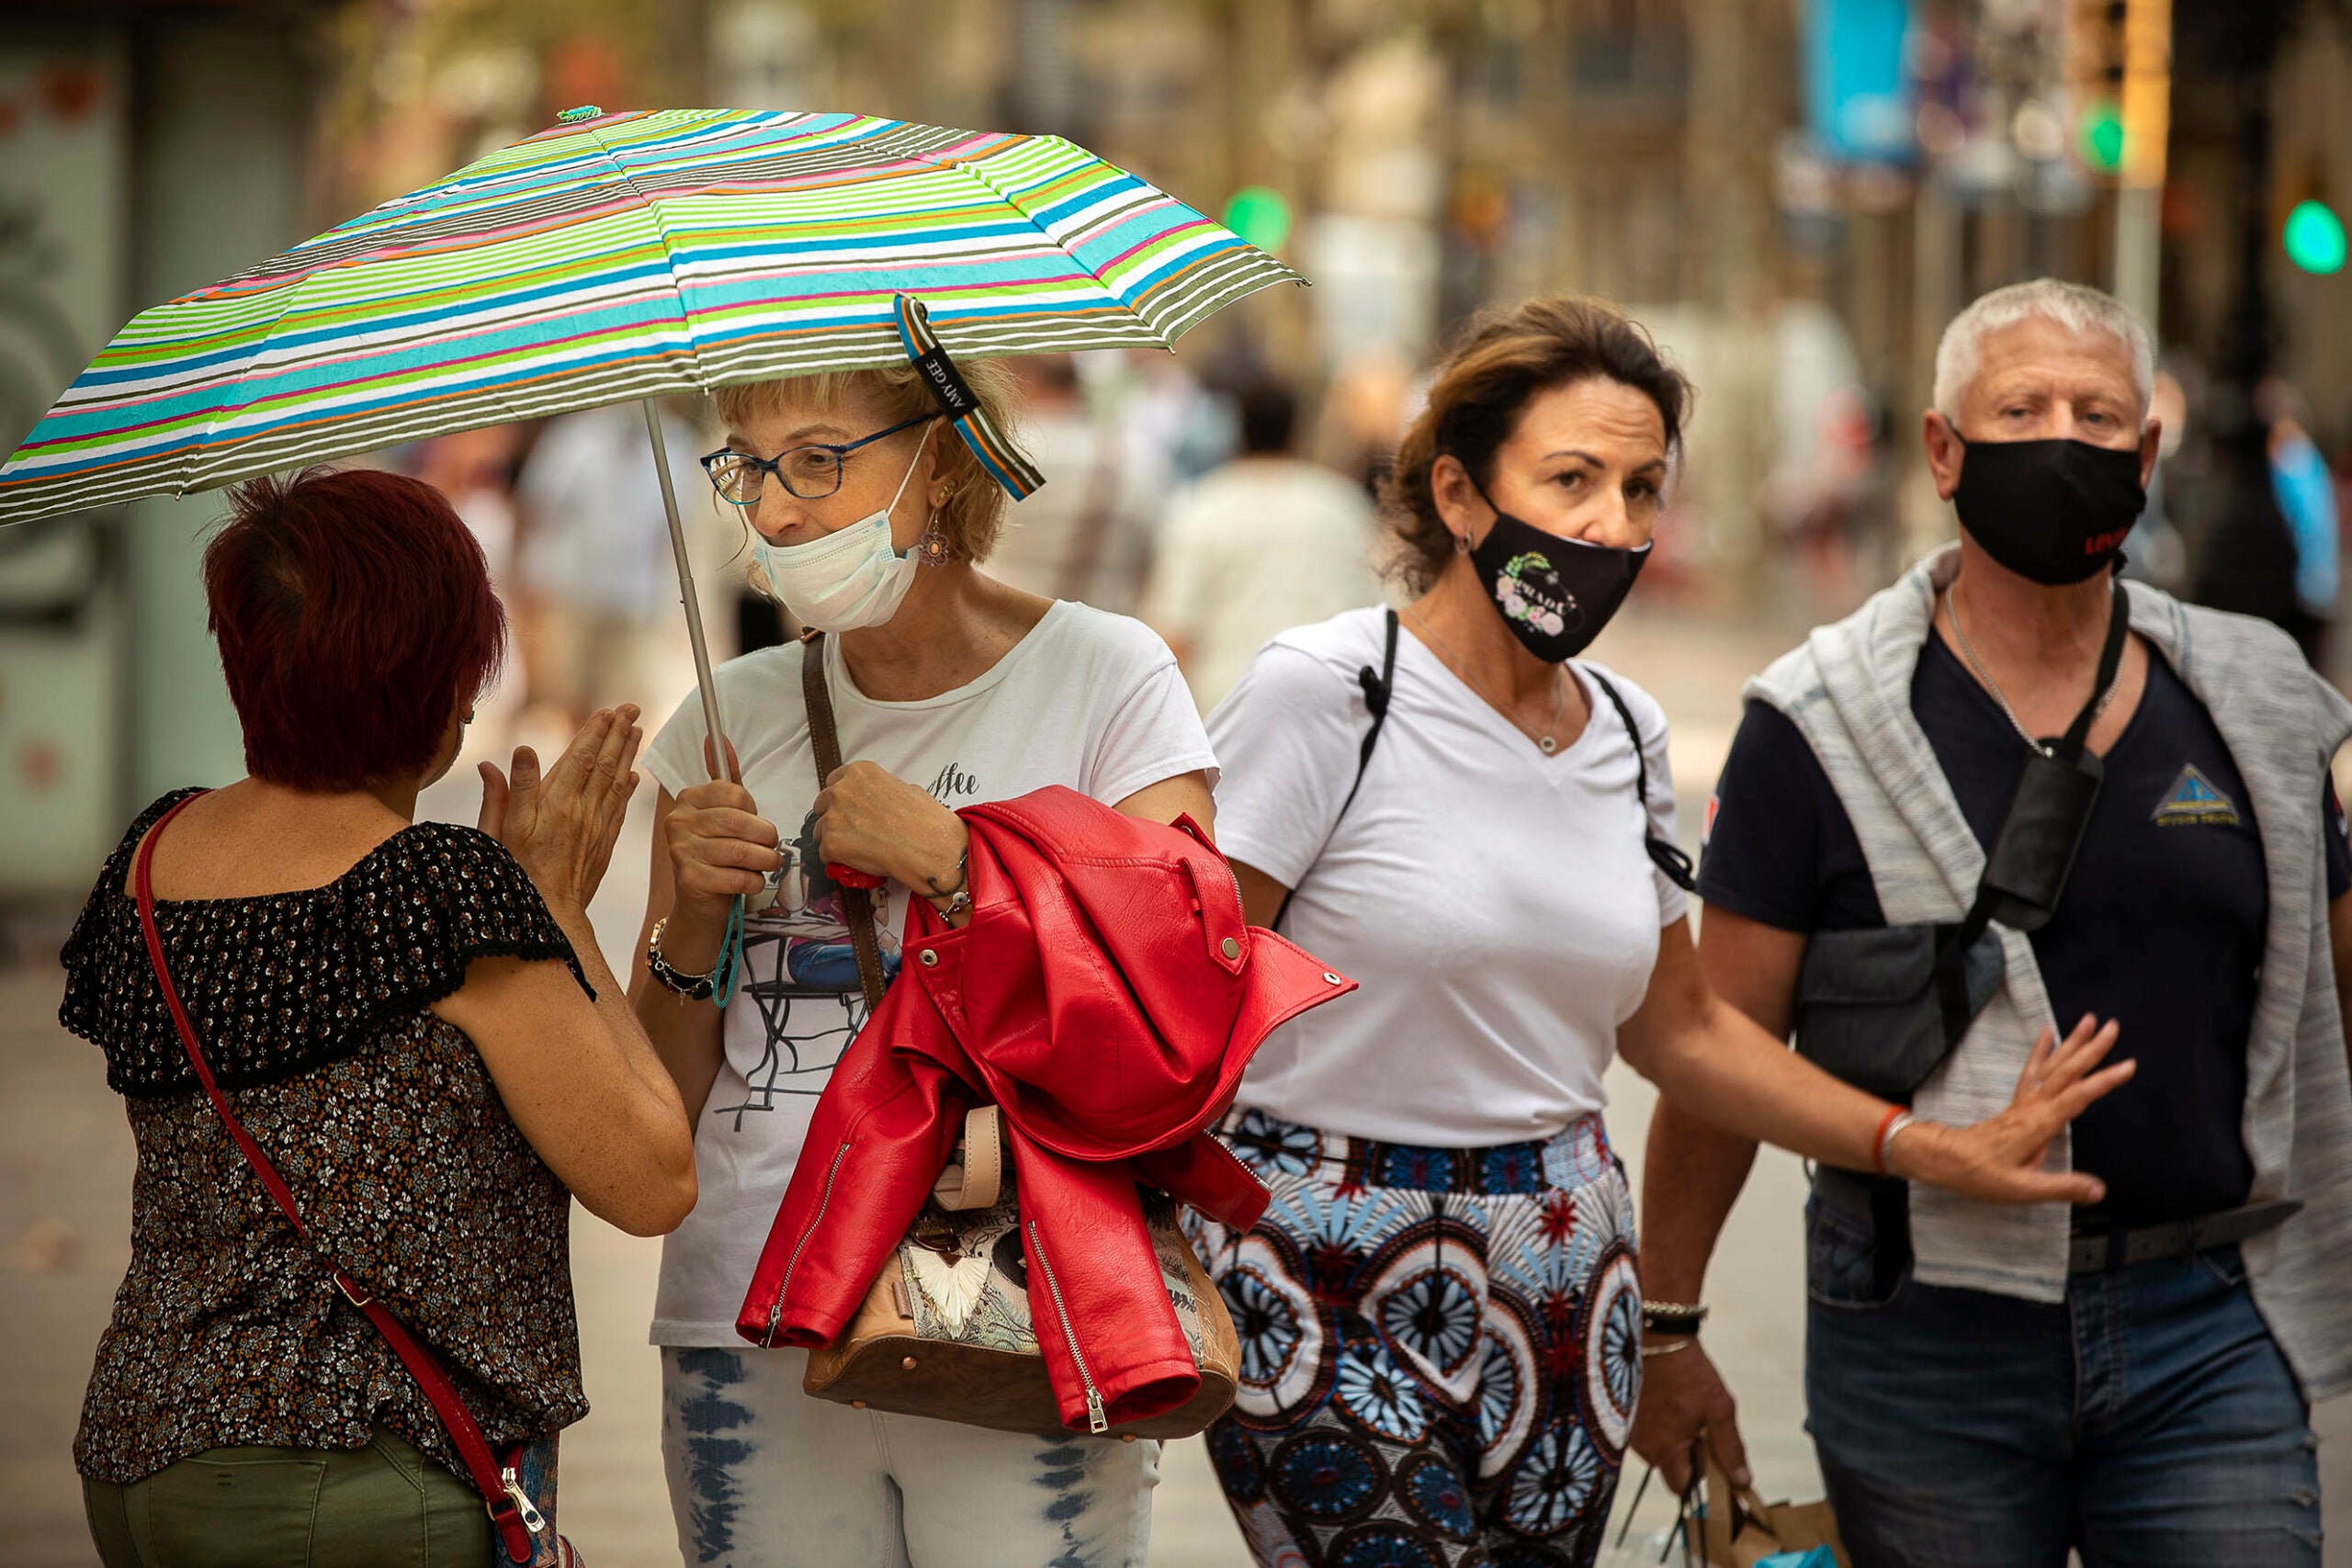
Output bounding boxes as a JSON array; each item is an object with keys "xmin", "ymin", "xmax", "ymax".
[{"xmin": 710, "ymin": 358, "xmax": 1023, "ymax": 563}]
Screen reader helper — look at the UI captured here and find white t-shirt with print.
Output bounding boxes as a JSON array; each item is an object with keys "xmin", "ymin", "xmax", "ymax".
[
  {"xmin": 639, "ymin": 602, "xmax": 1217, "ymax": 1345},
  {"xmin": 1208, "ymin": 606, "xmax": 1688, "ymax": 1149}
]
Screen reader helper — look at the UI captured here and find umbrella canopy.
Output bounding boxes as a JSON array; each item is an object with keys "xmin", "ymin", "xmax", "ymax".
[{"xmin": 0, "ymin": 107, "xmax": 1301, "ymax": 525}]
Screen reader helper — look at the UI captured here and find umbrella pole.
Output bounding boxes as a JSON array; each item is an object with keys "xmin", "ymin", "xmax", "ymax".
[{"xmin": 642, "ymin": 398, "xmax": 729, "ymax": 781}]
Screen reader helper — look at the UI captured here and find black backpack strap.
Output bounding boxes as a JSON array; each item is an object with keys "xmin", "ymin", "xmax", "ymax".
[
  {"xmin": 1586, "ymin": 668, "xmax": 1698, "ymax": 895},
  {"xmin": 1272, "ymin": 609, "xmax": 1399, "ymax": 931}
]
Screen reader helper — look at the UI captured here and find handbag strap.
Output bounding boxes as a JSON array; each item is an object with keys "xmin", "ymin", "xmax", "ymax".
[
  {"xmin": 932, "ymin": 1104, "xmax": 1004, "ymax": 1211},
  {"xmin": 131, "ymin": 794, "xmax": 540, "ymax": 1566},
  {"xmin": 1584, "ymin": 667, "xmax": 1699, "ymax": 894},
  {"xmin": 1271, "ymin": 608, "xmax": 1399, "ymax": 931},
  {"xmin": 800, "ymin": 631, "xmax": 889, "ymax": 1012}
]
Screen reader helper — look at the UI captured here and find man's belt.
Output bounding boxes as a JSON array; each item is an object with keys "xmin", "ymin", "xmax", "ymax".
[
  {"xmin": 2065, "ymin": 1200, "xmax": 2302, "ymax": 1275},
  {"xmin": 1812, "ymin": 1167, "xmax": 2301, "ymax": 1277}
]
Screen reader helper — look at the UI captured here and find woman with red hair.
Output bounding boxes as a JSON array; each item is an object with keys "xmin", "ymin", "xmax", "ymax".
[{"xmin": 60, "ymin": 467, "xmax": 697, "ymax": 1565}]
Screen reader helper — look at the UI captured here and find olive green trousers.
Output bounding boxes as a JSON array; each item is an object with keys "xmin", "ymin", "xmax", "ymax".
[{"xmin": 84, "ymin": 1432, "xmax": 491, "ymax": 1568}]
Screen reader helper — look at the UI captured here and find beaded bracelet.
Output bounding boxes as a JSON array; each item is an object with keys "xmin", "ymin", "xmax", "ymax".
[{"xmin": 646, "ymin": 916, "xmax": 717, "ymax": 1001}]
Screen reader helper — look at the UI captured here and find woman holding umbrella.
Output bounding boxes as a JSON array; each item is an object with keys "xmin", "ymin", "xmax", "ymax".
[
  {"xmin": 0, "ymin": 105, "xmax": 1312, "ymax": 1568},
  {"xmin": 628, "ymin": 351, "xmax": 1218, "ymax": 1565}
]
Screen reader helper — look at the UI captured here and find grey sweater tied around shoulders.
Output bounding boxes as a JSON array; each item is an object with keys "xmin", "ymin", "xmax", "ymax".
[{"xmin": 1749, "ymin": 545, "xmax": 2352, "ymax": 1400}]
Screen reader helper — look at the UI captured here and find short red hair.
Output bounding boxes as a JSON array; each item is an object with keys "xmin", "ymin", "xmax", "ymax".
[{"xmin": 205, "ymin": 467, "xmax": 505, "ymax": 791}]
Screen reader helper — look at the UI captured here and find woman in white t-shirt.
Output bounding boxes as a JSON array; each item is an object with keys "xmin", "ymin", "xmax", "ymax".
[
  {"xmin": 628, "ymin": 357, "xmax": 1216, "ymax": 1568},
  {"xmin": 1193, "ymin": 298, "xmax": 2137, "ymax": 1568}
]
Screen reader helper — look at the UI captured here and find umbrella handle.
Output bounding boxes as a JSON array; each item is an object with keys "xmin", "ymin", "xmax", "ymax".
[{"xmin": 644, "ymin": 398, "xmax": 730, "ymax": 782}]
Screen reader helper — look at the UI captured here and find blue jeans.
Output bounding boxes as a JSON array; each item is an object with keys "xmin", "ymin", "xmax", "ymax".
[{"xmin": 1803, "ymin": 1193, "xmax": 2323, "ymax": 1567}]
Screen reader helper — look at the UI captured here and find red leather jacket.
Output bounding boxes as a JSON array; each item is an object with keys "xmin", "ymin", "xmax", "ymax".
[{"xmin": 734, "ymin": 785, "xmax": 1355, "ymax": 1431}]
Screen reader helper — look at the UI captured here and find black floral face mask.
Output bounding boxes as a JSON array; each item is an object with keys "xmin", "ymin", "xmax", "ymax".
[{"xmin": 1464, "ymin": 475, "xmax": 1650, "ymax": 662}]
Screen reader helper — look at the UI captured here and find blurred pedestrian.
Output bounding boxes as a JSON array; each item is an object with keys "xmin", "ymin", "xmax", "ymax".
[
  {"xmin": 414, "ymin": 424, "xmax": 524, "ymax": 591},
  {"xmin": 1139, "ymin": 376, "xmax": 1384, "ymax": 711},
  {"xmin": 415, "ymin": 424, "xmax": 528, "ymax": 756},
  {"xmin": 514, "ymin": 399, "xmax": 708, "ymax": 726},
  {"xmin": 628, "ymin": 353, "xmax": 1217, "ymax": 1566},
  {"xmin": 2260, "ymin": 376, "xmax": 2339, "ymax": 664},
  {"xmin": 1638, "ymin": 279, "xmax": 2352, "ymax": 1567},
  {"xmin": 1321, "ymin": 346, "xmax": 1418, "ymax": 502},
  {"xmin": 1118, "ymin": 344, "xmax": 1238, "ymax": 485},
  {"xmin": 1197, "ymin": 297, "xmax": 2131, "ymax": 1568},
  {"xmin": 983, "ymin": 354, "xmax": 1159, "ymax": 612},
  {"xmin": 62, "ymin": 468, "xmax": 695, "ymax": 1566},
  {"xmin": 2120, "ymin": 365, "xmax": 2191, "ymax": 590}
]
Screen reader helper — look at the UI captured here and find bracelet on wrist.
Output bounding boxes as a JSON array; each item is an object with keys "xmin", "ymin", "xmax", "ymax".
[
  {"xmin": 647, "ymin": 916, "xmax": 718, "ymax": 1001},
  {"xmin": 1640, "ymin": 1299, "xmax": 1709, "ymax": 1336},
  {"xmin": 1639, "ymin": 1335, "xmax": 1699, "ymax": 1359},
  {"xmin": 1873, "ymin": 1107, "xmax": 1919, "ymax": 1176},
  {"xmin": 928, "ymin": 849, "xmax": 972, "ymax": 921}
]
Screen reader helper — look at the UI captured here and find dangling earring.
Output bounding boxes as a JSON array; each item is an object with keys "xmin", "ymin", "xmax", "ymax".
[
  {"xmin": 1453, "ymin": 530, "xmax": 1470, "ymax": 555},
  {"xmin": 460, "ymin": 707, "xmax": 476, "ymax": 727},
  {"xmin": 918, "ymin": 509, "xmax": 953, "ymax": 567}
]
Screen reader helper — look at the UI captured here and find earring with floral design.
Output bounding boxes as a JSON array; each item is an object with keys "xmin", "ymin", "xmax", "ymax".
[{"xmin": 918, "ymin": 481, "xmax": 957, "ymax": 566}]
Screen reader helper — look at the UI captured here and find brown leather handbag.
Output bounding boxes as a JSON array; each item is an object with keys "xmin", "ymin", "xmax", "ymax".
[
  {"xmin": 793, "ymin": 634, "xmax": 1240, "ymax": 1439},
  {"xmin": 799, "ymin": 1103, "xmax": 1241, "ymax": 1438}
]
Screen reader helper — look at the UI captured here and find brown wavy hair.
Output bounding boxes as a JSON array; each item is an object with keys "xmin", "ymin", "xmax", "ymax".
[{"xmin": 1384, "ymin": 297, "xmax": 1692, "ymax": 594}]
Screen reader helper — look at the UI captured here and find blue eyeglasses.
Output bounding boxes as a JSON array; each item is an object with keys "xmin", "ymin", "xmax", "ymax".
[{"xmin": 700, "ymin": 414, "xmax": 932, "ymax": 505}]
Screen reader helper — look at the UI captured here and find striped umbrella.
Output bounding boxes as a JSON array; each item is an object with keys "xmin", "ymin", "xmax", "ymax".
[{"xmin": 0, "ymin": 106, "xmax": 1302, "ymax": 752}]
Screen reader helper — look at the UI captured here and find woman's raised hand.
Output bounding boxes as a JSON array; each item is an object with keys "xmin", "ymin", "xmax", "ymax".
[
  {"xmin": 479, "ymin": 705, "xmax": 643, "ymax": 912},
  {"xmin": 660, "ymin": 734, "xmax": 783, "ymax": 927},
  {"xmin": 1889, "ymin": 1014, "xmax": 2136, "ymax": 1205}
]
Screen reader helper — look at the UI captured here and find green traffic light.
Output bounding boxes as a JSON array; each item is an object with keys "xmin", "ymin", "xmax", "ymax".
[
  {"xmin": 2080, "ymin": 103, "xmax": 2125, "ymax": 174},
  {"xmin": 2285, "ymin": 200, "xmax": 2347, "ymax": 275},
  {"xmin": 1221, "ymin": 186, "xmax": 1294, "ymax": 254}
]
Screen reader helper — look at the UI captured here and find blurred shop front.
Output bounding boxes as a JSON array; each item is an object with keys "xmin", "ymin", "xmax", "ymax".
[{"xmin": 0, "ymin": 3, "xmax": 310, "ymax": 927}]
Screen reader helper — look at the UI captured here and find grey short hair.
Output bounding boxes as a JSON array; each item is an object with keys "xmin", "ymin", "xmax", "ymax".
[{"xmin": 1931, "ymin": 279, "xmax": 2154, "ymax": 422}]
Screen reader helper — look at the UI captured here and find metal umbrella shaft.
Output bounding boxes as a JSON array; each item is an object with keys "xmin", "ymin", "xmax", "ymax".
[{"xmin": 640, "ymin": 399, "xmax": 729, "ymax": 784}]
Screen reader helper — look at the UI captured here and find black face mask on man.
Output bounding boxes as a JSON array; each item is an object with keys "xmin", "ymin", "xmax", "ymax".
[
  {"xmin": 1950, "ymin": 433, "xmax": 2146, "ymax": 585},
  {"xmin": 1462, "ymin": 473, "xmax": 1650, "ymax": 663}
]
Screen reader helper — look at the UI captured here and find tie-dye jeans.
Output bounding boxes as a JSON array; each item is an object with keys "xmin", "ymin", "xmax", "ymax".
[
  {"xmin": 659, "ymin": 1345, "xmax": 1159, "ymax": 1567},
  {"xmin": 1185, "ymin": 1110, "xmax": 1643, "ymax": 1568}
]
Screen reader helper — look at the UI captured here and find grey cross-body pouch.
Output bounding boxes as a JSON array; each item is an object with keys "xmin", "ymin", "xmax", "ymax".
[{"xmin": 1790, "ymin": 577, "xmax": 2126, "ymax": 1100}]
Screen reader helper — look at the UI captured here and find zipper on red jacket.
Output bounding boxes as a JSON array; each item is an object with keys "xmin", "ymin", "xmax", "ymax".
[
  {"xmin": 765, "ymin": 1141, "xmax": 851, "ymax": 1347},
  {"xmin": 1026, "ymin": 1219, "xmax": 1108, "ymax": 1433}
]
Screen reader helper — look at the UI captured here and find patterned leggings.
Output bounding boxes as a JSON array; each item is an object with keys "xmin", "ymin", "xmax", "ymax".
[{"xmin": 1185, "ymin": 1110, "xmax": 1642, "ymax": 1568}]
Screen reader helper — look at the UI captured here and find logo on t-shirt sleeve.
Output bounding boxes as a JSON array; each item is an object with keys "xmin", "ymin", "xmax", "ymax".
[
  {"xmin": 1702, "ymin": 791, "xmax": 1721, "ymax": 850},
  {"xmin": 2152, "ymin": 763, "xmax": 2241, "ymax": 828}
]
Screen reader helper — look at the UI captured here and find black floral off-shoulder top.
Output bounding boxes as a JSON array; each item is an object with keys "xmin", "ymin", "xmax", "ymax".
[{"xmin": 60, "ymin": 788, "xmax": 594, "ymax": 1485}]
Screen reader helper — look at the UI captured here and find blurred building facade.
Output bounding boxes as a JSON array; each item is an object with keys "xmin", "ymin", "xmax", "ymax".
[
  {"xmin": 0, "ymin": 1, "xmax": 311, "ymax": 908},
  {"xmin": 12, "ymin": 0, "xmax": 2352, "ymax": 906}
]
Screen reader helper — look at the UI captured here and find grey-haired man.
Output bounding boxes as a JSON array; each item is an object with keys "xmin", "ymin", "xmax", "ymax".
[{"xmin": 1633, "ymin": 279, "xmax": 2352, "ymax": 1566}]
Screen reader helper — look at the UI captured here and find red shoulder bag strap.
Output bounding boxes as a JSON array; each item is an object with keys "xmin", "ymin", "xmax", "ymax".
[{"xmin": 132, "ymin": 794, "xmax": 541, "ymax": 1565}]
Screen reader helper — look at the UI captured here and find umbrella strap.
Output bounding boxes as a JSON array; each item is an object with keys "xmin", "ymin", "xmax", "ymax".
[
  {"xmin": 712, "ymin": 894, "xmax": 745, "ymax": 1007},
  {"xmin": 891, "ymin": 293, "xmax": 1045, "ymax": 500}
]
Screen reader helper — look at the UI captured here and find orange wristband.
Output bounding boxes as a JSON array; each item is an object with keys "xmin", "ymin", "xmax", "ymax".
[{"xmin": 1871, "ymin": 1104, "xmax": 1908, "ymax": 1175}]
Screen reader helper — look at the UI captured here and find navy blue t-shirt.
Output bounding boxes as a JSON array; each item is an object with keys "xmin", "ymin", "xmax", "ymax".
[{"xmin": 1698, "ymin": 631, "xmax": 2352, "ymax": 1227}]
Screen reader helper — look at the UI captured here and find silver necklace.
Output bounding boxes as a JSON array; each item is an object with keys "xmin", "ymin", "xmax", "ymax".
[
  {"xmin": 1944, "ymin": 584, "xmax": 2120, "ymax": 755},
  {"xmin": 1406, "ymin": 608, "xmax": 1574, "ymax": 753}
]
